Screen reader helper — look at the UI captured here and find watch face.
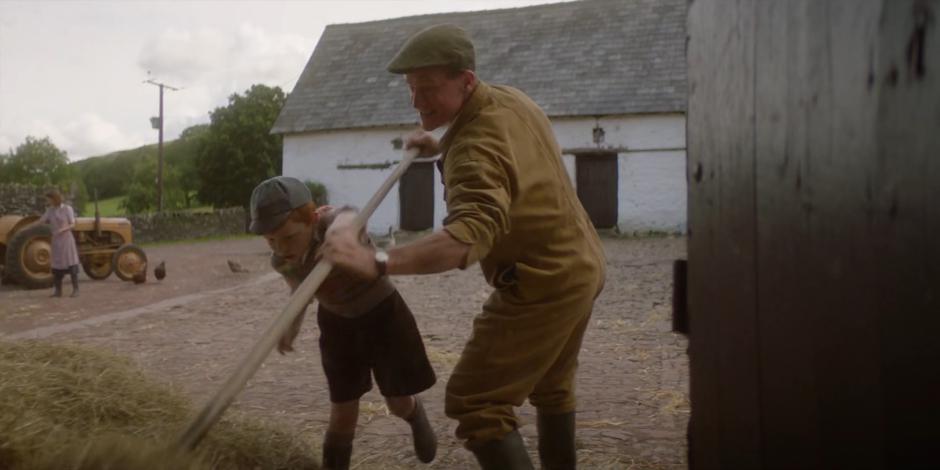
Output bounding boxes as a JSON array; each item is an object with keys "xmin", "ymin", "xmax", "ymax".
[{"xmin": 375, "ymin": 251, "xmax": 389, "ymax": 263}]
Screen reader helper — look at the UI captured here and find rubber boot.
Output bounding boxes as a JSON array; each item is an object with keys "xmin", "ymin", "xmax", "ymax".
[
  {"xmin": 69, "ymin": 266, "xmax": 79, "ymax": 297},
  {"xmin": 406, "ymin": 397, "xmax": 437, "ymax": 463},
  {"xmin": 321, "ymin": 431, "xmax": 353, "ymax": 470},
  {"xmin": 469, "ymin": 429, "xmax": 535, "ymax": 470},
  {"xmin": 51, "ymin": 271, "xmax": 63, "ymax": 298},
  {"xmin": 537, "ymin": 411, "xmax": 577, "ymax": 470}
]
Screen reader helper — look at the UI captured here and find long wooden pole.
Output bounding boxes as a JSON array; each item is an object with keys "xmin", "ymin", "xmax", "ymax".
[{"xmin": 176, "ymin": 147, "xmax": 422, "ymax": 450}]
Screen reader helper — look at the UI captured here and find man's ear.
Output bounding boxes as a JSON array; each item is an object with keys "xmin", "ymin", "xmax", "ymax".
[
  {"xmin": 310, "ymin": 208, "xmax": 320, "ymax": 227},
  {"xmin": 463, "ymin": 70, "xmax": 477, "ymax": 93}
]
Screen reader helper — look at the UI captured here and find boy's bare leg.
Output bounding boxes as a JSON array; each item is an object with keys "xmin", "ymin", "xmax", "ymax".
[
  {"xmin": 386, "ymin": 395, "xmax": 437, "ymax": 463},
  {"xmin": 323, "ymin": 400, "xmax": 358, "ymax": 470}
]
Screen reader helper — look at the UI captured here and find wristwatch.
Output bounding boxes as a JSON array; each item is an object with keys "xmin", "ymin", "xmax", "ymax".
[{"xmin": 374, "ymin": 250, "xmax": 389, "ymax": 277}]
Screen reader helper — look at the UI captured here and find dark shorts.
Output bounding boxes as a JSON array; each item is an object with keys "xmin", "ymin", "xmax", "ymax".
[{"xmin": 317, "ymin": 290, "xmax": 436, "ymax": 403}]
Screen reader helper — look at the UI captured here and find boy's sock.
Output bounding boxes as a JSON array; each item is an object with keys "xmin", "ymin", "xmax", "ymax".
[
  {"xmin": 322, "ymin": 431, "xmax": 354, "ymax": 470},
  {"xmin": 405, "ymin": 397, "xmax": 437, "ymax": 463}
]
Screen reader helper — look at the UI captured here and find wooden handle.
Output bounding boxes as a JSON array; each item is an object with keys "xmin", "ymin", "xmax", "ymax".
[{"xmin": 176, "ymin": 147, "xmax": 421, "ymax": 450}]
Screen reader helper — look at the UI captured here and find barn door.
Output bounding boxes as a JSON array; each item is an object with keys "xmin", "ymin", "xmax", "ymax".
[
  {"xmin": 687, "ymin": 1, "xmax": 940, "ymax": 468},
  {"xmin": 398, "ymin": 161, "xmax": 434, "ymax": 231},
  {"xmin": 576, "ymin": 152, "xmax": 618, "ymax": 228}
]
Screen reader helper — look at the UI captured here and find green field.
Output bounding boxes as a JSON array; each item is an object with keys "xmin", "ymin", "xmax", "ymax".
[
  {"xmin": 84, "ymin": 196, "xmax": 213, "ymax": 217},
  {"xmin": 85, "ymin": 196, "xmax": 126, "ymax": 216}
]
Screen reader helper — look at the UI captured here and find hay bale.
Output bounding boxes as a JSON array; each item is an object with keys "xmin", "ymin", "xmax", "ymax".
[{"xmin": 0, "ymin": 341, "xmax": 319, "ymax": 470}]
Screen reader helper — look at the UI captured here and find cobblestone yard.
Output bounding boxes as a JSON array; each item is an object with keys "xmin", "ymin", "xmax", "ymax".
[{"xmin": 0, "ymin": 235, "xmax": 689, "ymax": 469}]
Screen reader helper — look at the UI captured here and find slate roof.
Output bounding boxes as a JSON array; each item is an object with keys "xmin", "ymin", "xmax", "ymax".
[{"xmin": 272, "ymin": 0, "xmax": 687, "ymax": 135}]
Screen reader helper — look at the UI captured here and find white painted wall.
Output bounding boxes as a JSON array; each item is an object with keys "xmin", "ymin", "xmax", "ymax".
[
  {"xmin": 552, "ymin": 113, "xmax": 687, "ymax": 233},
  {"xmin": 282, "ymin": 126, "xmax": 446, "ymax": 234},
  {"xmin": 282, "ymin": 113, "xmax": 687, "ymax": 234}
]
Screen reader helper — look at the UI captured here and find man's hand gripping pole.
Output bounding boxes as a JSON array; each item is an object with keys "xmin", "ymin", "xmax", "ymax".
[{"xmin": 176, "ymin": 147, "xmax": 424, "ymax": 451}]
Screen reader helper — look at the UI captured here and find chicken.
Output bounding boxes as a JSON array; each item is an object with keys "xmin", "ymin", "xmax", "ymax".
[
  {"xmin": 227, "ymin": 259, "xmax": 249, "ymax": 273},
  {"xmin": 133, "ymin": 270, "xmax": 147, "ymax": 284},
  {"xmin": 154, "ymin": 261, "xmax": 166, "ymax": 280}
]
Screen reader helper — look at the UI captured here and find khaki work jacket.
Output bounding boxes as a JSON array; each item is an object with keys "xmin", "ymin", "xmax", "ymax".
[{"xmin": 439, "ymin": 81, "xmax": 606, "ymax": 308}]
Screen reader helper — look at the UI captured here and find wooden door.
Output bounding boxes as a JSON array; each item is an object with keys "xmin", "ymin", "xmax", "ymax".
[
  {"xmin": 576, "ymin": 152, "xmax": 618, "ymax": 228},
  {"xmin": 686, "ymin": 1, "xmax": 939, "ymax": 468},
  {"xmin": 398, "ymin": 161, "xmax": 434, "ymax": 231}
]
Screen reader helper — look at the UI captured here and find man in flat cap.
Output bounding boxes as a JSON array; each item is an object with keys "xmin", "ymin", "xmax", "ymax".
[{"xmin": 322, "ymin": 24, "xmax": 605, "ymax": 470}]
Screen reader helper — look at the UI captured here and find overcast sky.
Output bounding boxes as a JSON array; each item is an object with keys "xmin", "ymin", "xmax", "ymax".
[{"xmin": 0, "ymin": 0, "xmax": 565, "ymax": 161}]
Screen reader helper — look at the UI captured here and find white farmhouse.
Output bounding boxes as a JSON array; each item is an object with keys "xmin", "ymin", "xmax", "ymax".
[{"xmin": 272, "ymin": 0, "xmax": 687, "ymax": 235}]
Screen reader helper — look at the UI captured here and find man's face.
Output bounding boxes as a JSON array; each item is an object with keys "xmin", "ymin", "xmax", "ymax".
[
  {"xmin": 406, "ymin": 66, "xmax": 474, "ymax": 131},
  {"xmin": 264, "ymin": 218, "xmax": 313, "ymax": 263}
]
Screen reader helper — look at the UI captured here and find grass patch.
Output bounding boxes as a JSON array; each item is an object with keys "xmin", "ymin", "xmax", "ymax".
[
  {"xmin": 85, "ymin": 196, "xmax": 215, "ymax": 218},
  {"xmin": 0, "ymin": 340, "xmax": 319, "ymax": 470},
  {"xmin": 85, "ymin": 196, "xmax": 126, "ymax": 217}
]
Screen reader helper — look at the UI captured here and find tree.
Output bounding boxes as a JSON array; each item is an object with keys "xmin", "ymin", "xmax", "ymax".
[
  {"xmin": 304, "ymin": 180, "xmax": 329, "ymax": 206},
  {"xmin": 0, "ymin": 136, "xmax": 71, "ymax": 186},
  {"xmin": 166, "ymin": 124, "xmax": 208, "ymax": 208},
  {"xmin": 196, "ymin": 84, "xmax": 285, "ymax": 209},
  {"xmin": 120, "ymin": 155, "xmax": 188, "ymax": 214}
]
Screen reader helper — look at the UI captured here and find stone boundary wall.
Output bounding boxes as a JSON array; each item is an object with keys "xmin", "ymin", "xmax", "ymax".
[
  {"xmin": 0, "ymin": 184, "xmax": 59, "ymax": 216},
  {"xmin": 127, "ymin": 208, "xmax": 247, "ymax": 244}
]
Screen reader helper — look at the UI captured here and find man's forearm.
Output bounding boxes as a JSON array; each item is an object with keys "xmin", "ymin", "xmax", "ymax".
[{"xmin": 387, "ymin": 229, "xmax": 471, "ymax": 275}]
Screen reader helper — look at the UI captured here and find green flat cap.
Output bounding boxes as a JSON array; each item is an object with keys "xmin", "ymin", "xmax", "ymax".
[{"xmin": 387, "ymin": 24, "xmax": 475, "ymax": 74}]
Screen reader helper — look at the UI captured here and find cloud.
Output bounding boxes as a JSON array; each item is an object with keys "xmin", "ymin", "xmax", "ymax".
[
  {"xmin": 3, "ymin": 114, "xmax": 149, "ymax": 161},
  {"xmin": 138, "ymin": 23, "xmax": 310, "ymax": 99},
  {"xmin": 133, "ymin": 23, "xmax": 310, "ymax": 148},
  {"xmin": 61, "ymin": 114, "xmax": 149, "ymax": 159}
]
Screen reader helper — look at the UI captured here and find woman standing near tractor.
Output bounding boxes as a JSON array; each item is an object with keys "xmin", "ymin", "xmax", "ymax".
[{"xmin": 37, "ymin": 189, "xmax": 80, "ymax": 297}]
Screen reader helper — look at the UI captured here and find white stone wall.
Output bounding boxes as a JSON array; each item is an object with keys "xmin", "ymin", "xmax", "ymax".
[
  {"xmin": 552, "ymin": 113, "xmax": 687, "ymax": 233},
  {"xmin": 281, "ymin": 113, "xmax": 687, "ymax": 234},
  {"xmin": 282, "ymin": 126, "xmax": 446, "ymax": 234}
]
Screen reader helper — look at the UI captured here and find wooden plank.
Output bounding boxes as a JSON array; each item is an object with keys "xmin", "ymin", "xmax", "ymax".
[
  {"xmin": 686, "ymin": 0, "xmax": 762, "ymax": 467},
  {"xmin": 752, "ymin": 1, "xmax": 823, "ymax": 466},
  {"xmin": 754, "ymin": 1, "xmax": 886, "ymax": 467},
  {"xmin": 873, "ymin": 1, "xmax": 940, "ymax": 464}
]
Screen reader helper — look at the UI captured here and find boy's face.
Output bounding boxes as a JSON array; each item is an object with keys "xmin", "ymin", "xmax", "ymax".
[{"xmin": 264, "ymin": 218, "xmax": 314, "ymax": 263}]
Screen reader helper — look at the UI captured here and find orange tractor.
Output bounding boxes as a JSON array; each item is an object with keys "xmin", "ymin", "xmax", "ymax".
[{"xmin": 0, "ymin": 208, "xmax": 147, "ymax": 289}]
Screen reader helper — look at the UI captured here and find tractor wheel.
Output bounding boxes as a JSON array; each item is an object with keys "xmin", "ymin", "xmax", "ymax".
[
  {"xmin": 4, "ymin": 224, "xmax": 54, "ymax": 289},
  {"xmin": 81, "ymin": 254, "xmax": 113, "ymax": 280},
  {"xmin": 112, "ymin": 244, "xmax": 147, "ymax": 282}
]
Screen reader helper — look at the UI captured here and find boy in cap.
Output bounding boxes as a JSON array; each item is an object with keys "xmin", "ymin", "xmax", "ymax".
[
  {"xmin": 321, "ymin": 24, "xmax": 606, "ymax": 470},
  {"xmin": 249, "ymin": 176, "xmax": 437, "ymax": 470}
]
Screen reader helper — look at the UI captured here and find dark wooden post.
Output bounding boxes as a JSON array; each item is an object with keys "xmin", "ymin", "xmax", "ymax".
[{"xmin": 687, "ymin": 0, "xmax": 939, "ymax": 468}]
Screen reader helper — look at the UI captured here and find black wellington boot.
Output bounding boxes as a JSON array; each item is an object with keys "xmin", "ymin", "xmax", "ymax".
[
  {"xmin": 470, "ymin": 429, "xmax": 535, "ymax": 470},
  {"xmin": 406, "ymin": 397, "xmax": 437, "ymax": 463},
  {"xmin": 51, "ymin": 272, "xmax": 63, "ymax": 298},
  {"xmin": 321, "ymin": 431, "xmax": 353, "ymax": 470},
  {"xmin": 69, "ymin": 266, "xmax": 79, "ymax": 297},
  {"xmin": 537, "ymin": 411, "xmax": 577, "ymax": 470}
]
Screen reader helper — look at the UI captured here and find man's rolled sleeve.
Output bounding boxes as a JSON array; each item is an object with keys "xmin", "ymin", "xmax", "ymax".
[{"xmin": 442, "ymin": 152, "xmax": 511, "ymax": 268}]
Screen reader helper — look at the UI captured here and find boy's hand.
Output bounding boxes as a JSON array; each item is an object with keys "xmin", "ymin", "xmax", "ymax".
[
  {"xmin": 405, "ymin": 130, "xmax": 441, "ymax": 158},
  {"xmin": 321, "ymin": 223, "xmax": 380, "ymax": 281}
]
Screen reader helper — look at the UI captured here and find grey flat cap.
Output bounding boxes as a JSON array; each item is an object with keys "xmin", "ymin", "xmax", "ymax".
[
  {"xmin": 249, "ymin": 176, "xmax": 312, "ymax": 234},
  {"xmin": 387, "ymin": 24, "xmax": 475, "ymax": 74}
]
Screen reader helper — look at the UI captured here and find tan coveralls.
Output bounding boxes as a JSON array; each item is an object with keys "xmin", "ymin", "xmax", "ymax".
[{"xmin": 439, "ymin": 81, "xmax": 606, "ymax": 445}]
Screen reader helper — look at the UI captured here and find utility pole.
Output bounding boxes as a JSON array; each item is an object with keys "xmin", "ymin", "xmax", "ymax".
[{"xmin": 144, "ymin": 79, "xmax": 179, "ymax": 213}]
